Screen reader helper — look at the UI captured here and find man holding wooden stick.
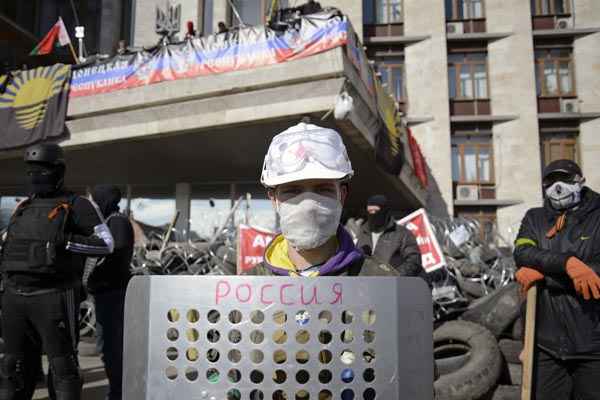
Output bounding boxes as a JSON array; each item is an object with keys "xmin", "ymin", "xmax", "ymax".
[{"xmin": 513, "ymin": 159, "xmax": 600, "ymax": 400}]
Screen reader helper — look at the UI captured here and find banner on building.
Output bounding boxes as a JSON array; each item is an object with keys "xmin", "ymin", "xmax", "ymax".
[
  {"xmin": 397, "ymin": 208, "xmax": 446, "ymax": 273},
  {"xmin": 345, "ymin": 26, "xmax": 374, "ymax": 95},
  {"xmin": 70, "ymin": 12, "xmax": 348, "ymax": 98},
  {"xmin": 373, "ymin": 73, "xmax": 404, "ymax": 175},
  {"xmin": 0, "ymin": 64, "xmax": 71, "ymax": 150},
  {"xmin": 407, "ymin": 128, "xmax": 429, "ymax": 188},
  {"xmin": 346, "ymin": 23, "xmax": 405, "ymax": 176},
  {"xmin": 237, "ymin": 224, "xmax": 276, "ymax": 274}
]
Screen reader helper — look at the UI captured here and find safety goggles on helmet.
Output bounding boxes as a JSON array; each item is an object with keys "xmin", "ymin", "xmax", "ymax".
[{"xmin": 261, "ymin": 123, "xmax": 354, "ymax": 187}]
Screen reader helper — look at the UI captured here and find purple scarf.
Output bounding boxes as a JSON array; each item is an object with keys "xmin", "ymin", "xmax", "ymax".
[{"xmin": 263, "ymin": 225, "xmax": 364, "ymax": 276}]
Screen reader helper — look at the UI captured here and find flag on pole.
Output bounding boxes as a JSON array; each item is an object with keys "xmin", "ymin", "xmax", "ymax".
[
  {"xmin": 30, "ymin": 17, "xmax": 71, "ymax": 56},
  {"xmin": 0, "ymin": 64, "xmax": 71, "ymax": 150}
]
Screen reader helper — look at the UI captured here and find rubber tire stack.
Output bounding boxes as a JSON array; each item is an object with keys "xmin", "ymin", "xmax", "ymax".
[{"xmin": 434, "ymin": 320, "xmax": 503, "ymax": 400}]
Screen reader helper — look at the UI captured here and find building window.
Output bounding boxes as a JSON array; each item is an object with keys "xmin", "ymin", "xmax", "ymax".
[
  {"xmin": 535, "ymin": 49, "xmax": 575, "ymax": 97},
  {"xmin": 455, "ymin": 207, "xmax": 497, "ymax": 241},
  {"xmin": 445, "ymin": 0, "xmax": 485, "ymax": 20},
  {"xmin": 451, "ymin": 137, "xmax": 494, "ymax": 184},
  {"xmin": 377, "ymin": 0, "xmax": 403, "ymax": 23},
  {"xmin": 541, "ymin": 132, "xmax": 578, "ymax": 169},
  {"xmin": 364, "ymin": 0, "xmax": 403, "ymax": 24},
  {"xmin": 448, "ymin": 53, "xmax": 488, "ymax": 99},
  {"xmin": 531, "ymin": 0, "xmax": 571, "ymax": 16},
  {"xmin": 376, "ymin": 57, "xmax": 405, "ymax": 101},
  {"xmin": 230, "ymin": 0, "xmax": 288, "ymax": 26}
]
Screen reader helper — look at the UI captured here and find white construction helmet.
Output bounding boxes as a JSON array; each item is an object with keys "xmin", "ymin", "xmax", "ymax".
[{"xmin": 261, "ymin": 122, "xmax": 354, "ymax": 187}]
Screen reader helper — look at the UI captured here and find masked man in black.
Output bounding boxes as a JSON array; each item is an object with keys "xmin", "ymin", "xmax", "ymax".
[
  {"xmin": 356, "ymin": 195, "xmax": 423, "ymax": 277},
  {"xmin": 514, "ymin": 159, "xmax": 600, "ymax": 400},
  {"xmin": 0, "ymin": 143, "xmax": 114, "ymax": 400},
  {"xmin": 86, "ymin": 185, "xmax": 134, "ymax": 400}
]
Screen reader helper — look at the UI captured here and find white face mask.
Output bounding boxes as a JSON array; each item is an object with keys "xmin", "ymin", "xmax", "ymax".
[
  {"xmin": 545, "ymin": 181, "xmax": 582, "ymax": 210},
  {"xmin": 276, "ymin": 191, "xmax": 342, "ymax": 250}
]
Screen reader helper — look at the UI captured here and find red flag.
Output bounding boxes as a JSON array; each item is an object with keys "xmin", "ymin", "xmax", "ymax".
[
  {"xmin": 30, "ymin": 17, "xmax": 71, "ymax": 56},
  {"xmin": 407, "ymin": 128, "xmax": 429, "ymax": 188}
]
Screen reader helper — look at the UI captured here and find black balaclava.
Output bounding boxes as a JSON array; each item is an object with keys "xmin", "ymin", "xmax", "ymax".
[
  {"xmin": 367, "ymin": 194, "xmax": 389, "ymax": 232},
  {"xmin": 26, "ymin": 162, "xmax": 65, "ymax": 197},
  {"xmin": 91, "ymin": 185, "xmax": 122, "ymax": 218}
]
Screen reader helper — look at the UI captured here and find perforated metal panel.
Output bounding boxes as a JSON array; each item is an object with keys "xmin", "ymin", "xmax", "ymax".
[{"xmin": 124, "ymin": 276, "xmax": 433, "ymax": 400}]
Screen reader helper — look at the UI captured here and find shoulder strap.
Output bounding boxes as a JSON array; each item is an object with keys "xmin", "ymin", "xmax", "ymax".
[{"xmin": 11, "ymin": 197, "xmax": 31, "ymax": 216}]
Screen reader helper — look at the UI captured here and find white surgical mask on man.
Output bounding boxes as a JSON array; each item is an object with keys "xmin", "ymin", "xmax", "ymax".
[{"xmin": 276, "ymin": 191, "xmax": 342, "ymax": 250}]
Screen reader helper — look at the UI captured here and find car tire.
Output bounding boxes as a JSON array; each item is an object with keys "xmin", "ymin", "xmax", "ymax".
[
  {"xmin": 434, "ymin": 321, "xmax": 503, "ymax": 400},
  {"xmin": 461, "ymin": 283, "xmax": 521, "ymax": 338}
]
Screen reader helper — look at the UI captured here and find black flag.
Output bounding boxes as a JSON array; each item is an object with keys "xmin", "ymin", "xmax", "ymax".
[{"xmin": 0, "ymin": 64, "xmax": 71, "ymax": 150}]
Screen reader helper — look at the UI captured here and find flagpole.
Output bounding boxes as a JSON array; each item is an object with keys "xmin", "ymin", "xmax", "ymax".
[{"xmin": 67, "ymin": 41, "xmax": 79, "ymax": 64}]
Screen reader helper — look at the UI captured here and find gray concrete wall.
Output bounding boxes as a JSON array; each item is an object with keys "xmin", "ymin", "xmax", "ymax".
[
  {"xmin": 65, "ymin": 77, "xmax": 344, "ymax": 147},
  {"xmin": 403, "ymin": 0, "xmax": 453, "ymax": 217},
  {"xmin": 487, "ymin": 0, "xmax": 543, "ymax": 241},
  {"xmin": 133, "ymin": 0, "xmax": 200, "ymax": 46},
  {"xmin": 574, "ymin": 0, "xmax": 600, "ymax": 191},
  {"xmin": 323, "ymin": 0, "xmax": 363, "ymax": 38}
]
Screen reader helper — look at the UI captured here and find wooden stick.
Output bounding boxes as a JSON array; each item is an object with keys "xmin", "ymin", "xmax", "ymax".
[
  {"xmin": 160, "ymin": 211, "xmax": 180, "ymax": 254},
  {"xmin": 67, "ymin": 41, "xmax": 79, "ymax": 64},
  {"xmin": 521, "ymin": 285, "xmax": 538, "ymax": 400}
]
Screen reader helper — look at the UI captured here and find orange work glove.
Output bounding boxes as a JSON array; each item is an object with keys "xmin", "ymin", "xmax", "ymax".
[
  {"xmin": 565, "ymin": 257, "xmax": 600, "ymax": 300},
  {"xmin": 515, "ymin": 267, "xmax": 544, "ymax": 295}
]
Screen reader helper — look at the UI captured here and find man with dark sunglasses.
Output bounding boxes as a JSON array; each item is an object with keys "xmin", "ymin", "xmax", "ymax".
[{"xmin": 513, "ymin": 159, "xmax": 600, "ymax": 400}]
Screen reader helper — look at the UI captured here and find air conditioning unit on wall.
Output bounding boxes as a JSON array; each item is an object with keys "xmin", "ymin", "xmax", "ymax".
[
  {"xmin": 456, "ymin": 185, "xmax": 479, "ymax": 201},
  {"xmin": 555, "ymin": 17, "xmax": 573, "ymax": 29},
  {"xmin": 447, "ymin": 22, "xmax": 464, "ymax": 34},
  {"xmin": 560, "ymin": 99, "xmax": 580, "ymax": 113}
]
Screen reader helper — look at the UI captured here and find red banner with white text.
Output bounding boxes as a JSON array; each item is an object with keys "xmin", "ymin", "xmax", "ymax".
[
  {"xmin": 237, "ymin": 224, "xmax": 276, "ymax": 274},
  {"xmin": 397, "ymin": 209, "xmax": 445, "ymax": 273}
]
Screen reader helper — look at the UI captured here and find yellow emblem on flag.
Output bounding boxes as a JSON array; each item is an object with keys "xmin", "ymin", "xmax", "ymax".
[{"xmin": 0, "ymin": 64, "xmax": 70, "ymax": 130}]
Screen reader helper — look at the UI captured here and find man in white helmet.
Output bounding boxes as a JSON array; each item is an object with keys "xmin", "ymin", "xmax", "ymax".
[{"xmin": 244, "ymin": 122, "xmax": 397, "ymax": 277}]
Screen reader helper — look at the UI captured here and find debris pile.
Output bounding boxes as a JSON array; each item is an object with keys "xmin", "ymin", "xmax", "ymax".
[{"xmin": 428, "ymin": 216, "xmax": 522, "ymax": 400}]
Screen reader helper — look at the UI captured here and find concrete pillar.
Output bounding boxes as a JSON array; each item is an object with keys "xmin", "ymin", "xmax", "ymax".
[
  {"xmin": 98, "ymin": 0, "xmax": 123, "ymax": 54},
  {"xmin": 487, "ymin": 0, "xmax": 543, "ymax": 241},
  {"xmin": 323, "ymin": 0, "xmax": 363, "ymax": 38},
  {"xmin": 212, "ymin": 0, "xmax": 229, "ymax": 32},
  {"xmin": 133, "ymin": 0, "xmax": 201, "ymax": 46},
  {"xmin": 175, "ymin": 182, "xmax": 191, "ymax": 240},
  {"xmin": 573, "ymin": 1, "xmax": 600, "ymax": 190},
  {"xmin": 403, "ymin": 0, "xmax": 453, "ymax": 218}
]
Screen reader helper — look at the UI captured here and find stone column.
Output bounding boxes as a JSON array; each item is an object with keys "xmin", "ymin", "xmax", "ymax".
[
  {"xmin": 404, "ymin": 0, "xmax": 453, "ymax": 218},
  {"xmin": 487, "ymin": 0, "xmax": 543, "ymax": 241},
  {"xmin": 175, "ymin": 182, "xmax": 191, "ymax": 240},
  {"xmin": 212, "ymin": 0, "xmax": 229, "ymax": 32},
  {"xmin": 573, "ymin": 1, "xmax": 600, "ymax": 189}
]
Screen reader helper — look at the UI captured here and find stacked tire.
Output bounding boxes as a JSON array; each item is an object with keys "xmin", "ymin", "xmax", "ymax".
[
  {"xmin": 434, "ymin": 284, "xmax": 524, "ymax": 400},
  {"xmin": 434, "ymin": 321, "xmax": 502, "ymax": 400}
]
